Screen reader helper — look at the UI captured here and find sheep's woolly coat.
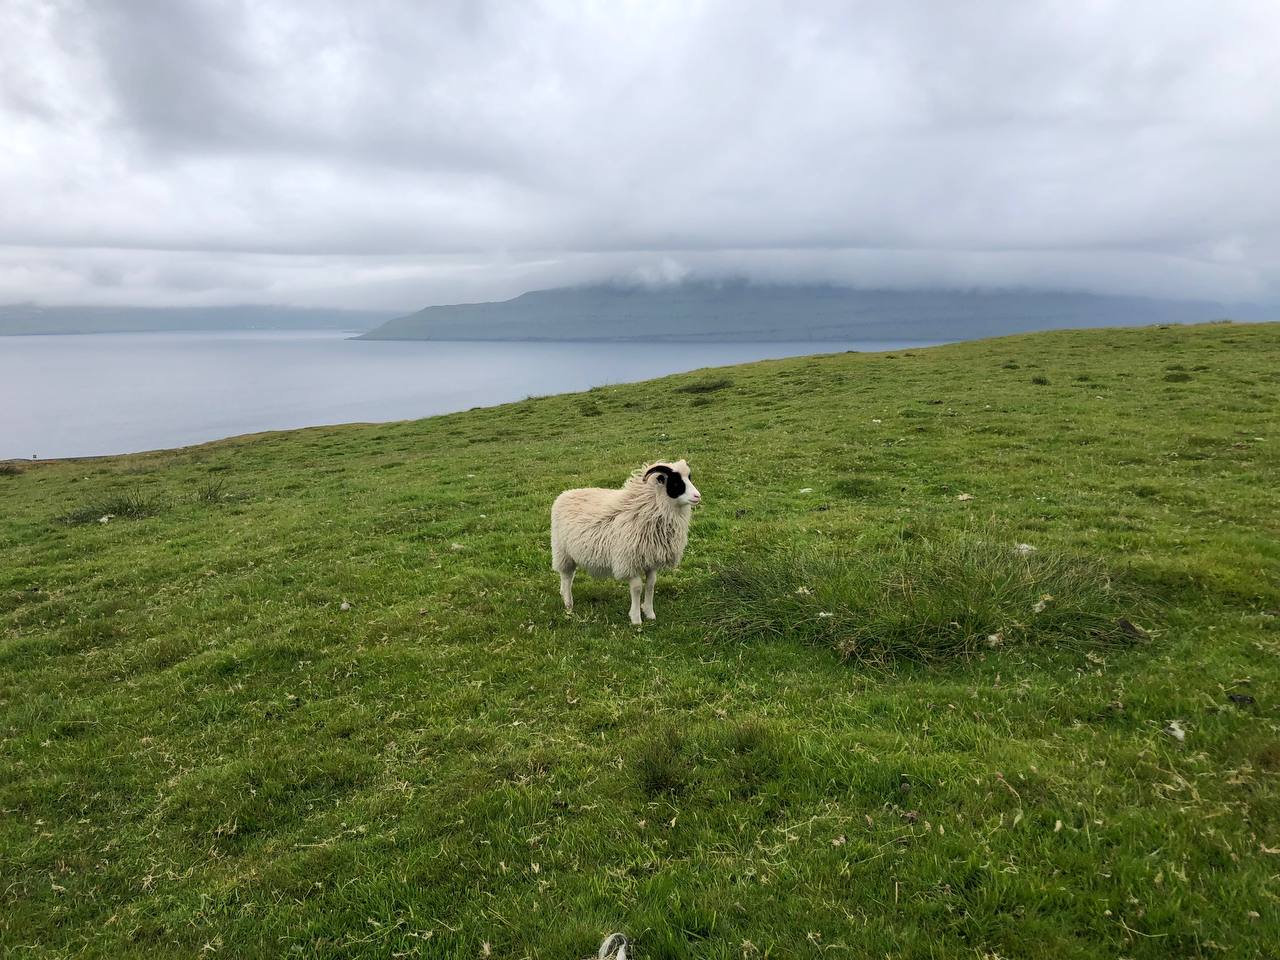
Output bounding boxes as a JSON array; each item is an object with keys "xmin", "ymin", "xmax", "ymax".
[{"xmin": 551, "ymin": 462, "xmax": 692, "ymax": 580}]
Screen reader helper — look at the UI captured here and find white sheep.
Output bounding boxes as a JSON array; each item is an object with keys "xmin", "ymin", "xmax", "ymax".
[{"xmin": 551, "ymin": 460, "xmax": 701, "ymax": 625}]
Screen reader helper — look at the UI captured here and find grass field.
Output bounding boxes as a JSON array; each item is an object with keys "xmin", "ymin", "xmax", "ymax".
[{"xmin": 2, "ymin": 322, "xmax": 1278, "ymax": 958}]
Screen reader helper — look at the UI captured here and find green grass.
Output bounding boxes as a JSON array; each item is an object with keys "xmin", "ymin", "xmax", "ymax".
[
  {"xmin": 1, "ymin": 322, "xmax": 1278, "ymax": 958},
  {"xmin": 192, "ymin": 477, "xmax": 230, "ymax": 505},
  {"xmin": 708, "ymin": 525, "xmax": 1146, "ymax": 664},
  {"xmin": 672, "ymin": 377, "xmax": 734, "ymax": 395},
  {"xmin": 59, "ymin": 487, "xmax": 168, "ymax": 525}
]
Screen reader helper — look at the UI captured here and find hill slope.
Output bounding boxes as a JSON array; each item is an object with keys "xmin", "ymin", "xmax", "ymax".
[
  {"xmin": 358, "ymin": 281, "xmax": 1276, "ymax": 341},
  {"xmin": 2, "ymin": 323, "xmax": 1278, "ymax": 958}
]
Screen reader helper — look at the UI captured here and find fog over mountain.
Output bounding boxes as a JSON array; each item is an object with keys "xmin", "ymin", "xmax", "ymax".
[
  {"xmin": 3, "ymin": 2, "xmax": 1279, "ymax": 316},
  {"xmin": 359, "ymin": 281, "xmax": 1275, "ymax": 342}
]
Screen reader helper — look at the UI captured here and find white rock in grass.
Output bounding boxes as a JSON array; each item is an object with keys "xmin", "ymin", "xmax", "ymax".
[
  {"xmin": 957, "ymin": 493, "xmax": 974, "ymax": 501},
  {"xmin": 1014, "ymin": 543, "xmax": 1037, "ymax": 557},
  {"xmin": 1032, "ymin": 595, "xmax": 1052, "ymax": 614},
  {"xmin": 1164, "ymin": 720, "xmax": 1187, "ymax": 742},
  {"xmin": 339, "ymin": 601, "xmax": 352, "ymax": 612},
  {"xmin": 817, "ymin": 611, "xmax": 833, "ymax": 619}
]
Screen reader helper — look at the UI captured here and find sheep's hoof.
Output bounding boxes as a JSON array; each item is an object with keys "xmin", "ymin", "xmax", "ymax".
[
  {"xmin": 642, "ymin": 609, "xmax": 656, "ymax": 621},
  {"xmin": 629, "ymin": 613, "xmax": 643, "ymax": 626}
]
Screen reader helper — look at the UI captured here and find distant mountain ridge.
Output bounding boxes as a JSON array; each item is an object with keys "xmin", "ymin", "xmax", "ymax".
[
  {"xmin": 358, "ymin": 281, "xmax": 1276, "ymax": 342},
  {"xmin": 0, "ymin": 304, "xmax": 391, "ymax": 336}
]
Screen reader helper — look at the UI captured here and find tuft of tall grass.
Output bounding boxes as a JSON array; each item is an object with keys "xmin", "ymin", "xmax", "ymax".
[
  {"xmin": 62, "ymin": 489, "xmax": 168, "ymax": 525},
  {"xmin": 706, "ymin": 529, "xmax": 1146, "ymax": 665},
  {"xmin": 193, "ymin": 478, "xmax": 228, "ymax": 504},
  {"xmin": 0, "ymin": 462, "xmax": 23, "ymax": 476},
  {"xmin": 635, "ymin": 725, "xmax": 690, "ymax": 796}
]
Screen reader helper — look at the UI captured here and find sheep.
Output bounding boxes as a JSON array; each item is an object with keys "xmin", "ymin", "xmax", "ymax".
[{"xmin": 551, "ymin": 459, "xmax": 701, "ymax": 625}]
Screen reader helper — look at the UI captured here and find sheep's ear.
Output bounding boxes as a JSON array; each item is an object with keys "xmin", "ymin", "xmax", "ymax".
[{"xmin": 644, "ymin": 465, "xmax": 672, "ymax": 484}]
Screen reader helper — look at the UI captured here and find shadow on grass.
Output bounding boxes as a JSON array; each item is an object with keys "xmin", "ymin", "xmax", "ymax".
[{"xmin": 635, "ymin": 725, "xmax": 690, "ymax": 797}]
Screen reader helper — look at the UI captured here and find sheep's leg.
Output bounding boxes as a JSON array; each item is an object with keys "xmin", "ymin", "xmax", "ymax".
[
  {"xmin": 641, "ymin": 569, "xmax": 657, "ymax": 621},
  {"xmin": 559, "ymin": 564, "xmax": 575, "ymax": 613},
  {"xmin": 628, "ymin": 576, "xmax": 644, "ymax": 626}
]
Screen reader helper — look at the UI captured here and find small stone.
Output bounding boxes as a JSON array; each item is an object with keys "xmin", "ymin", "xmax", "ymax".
[
  {"xmin": 1014, "ymin": 543, "xmax": 1037, "ymax": 557},
  {"xmin": 957, "ymin": 493, "xmax": 974, "ymax": 501},
  {"xmin": 339, "ymin": 601, "xmax": 352, "ymax": 612}
]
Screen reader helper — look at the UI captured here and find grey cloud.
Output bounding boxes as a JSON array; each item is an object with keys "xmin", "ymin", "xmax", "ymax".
[{"xmin": 2, "ymin": 0, "xmax": 1278, "ymax": 307}]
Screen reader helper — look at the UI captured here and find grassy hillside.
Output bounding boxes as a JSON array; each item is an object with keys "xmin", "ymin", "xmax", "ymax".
[{"xmin": 2, "ymin": 323, "xmax": 1278, "ymax": 959}]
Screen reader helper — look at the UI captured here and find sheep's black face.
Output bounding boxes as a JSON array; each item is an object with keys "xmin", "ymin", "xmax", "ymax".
[{"xmin": 644, "ymin": 461, "xmax": 701, "ymax": 505}]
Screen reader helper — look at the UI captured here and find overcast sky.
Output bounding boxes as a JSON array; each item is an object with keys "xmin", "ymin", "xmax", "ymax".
[{"xmin": 3, "ymin": 0, "xmax": 1279, "ymax": 310}]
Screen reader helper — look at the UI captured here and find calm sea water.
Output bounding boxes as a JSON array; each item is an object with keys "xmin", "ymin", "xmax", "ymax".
[{"xmin": 1, "ymin": 330, "xmax": 942, "ymax": 459}]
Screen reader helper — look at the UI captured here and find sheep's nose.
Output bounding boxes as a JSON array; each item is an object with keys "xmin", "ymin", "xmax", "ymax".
[{"xmin": 690, "ymin": 492, "xmax": 702, "ymax": 504}]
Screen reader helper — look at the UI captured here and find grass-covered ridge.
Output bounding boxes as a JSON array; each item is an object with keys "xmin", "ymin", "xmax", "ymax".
[{"xmin": 2, "ymin": 322, "xmax": 1278, "ymax": 958}]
